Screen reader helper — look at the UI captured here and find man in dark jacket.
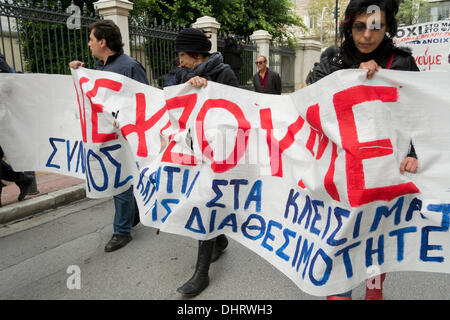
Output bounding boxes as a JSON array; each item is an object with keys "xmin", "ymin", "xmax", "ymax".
[
  {"xmin": 0, "ymin": 54, "xmax": 33, "ymax": 207},
  {"xmin": 253, "ymin": 55, "xmax": 282, "ymax": 94},
  {"xmin": 223, "ymin": 34, "xmax": 245, "ymax": 79},
  {"xmin": 70, "ymin": 20, "xmax": 148, "ymax": 252}
]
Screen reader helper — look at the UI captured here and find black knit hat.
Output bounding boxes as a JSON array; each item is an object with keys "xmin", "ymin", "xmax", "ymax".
[{"xmin": 175, "ymin": 28, "xmax": 211, "ymax": 54}]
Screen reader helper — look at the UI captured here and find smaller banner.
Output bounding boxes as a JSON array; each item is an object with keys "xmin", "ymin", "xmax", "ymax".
[{"xmin": 394, "ymin": 20, "xmax": 450, "ymax": 72}]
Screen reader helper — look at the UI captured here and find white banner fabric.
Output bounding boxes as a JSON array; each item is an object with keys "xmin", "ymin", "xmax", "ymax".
[{"xmin": 1, "ymin": 68, "xmax": 450, "ymax": 296}]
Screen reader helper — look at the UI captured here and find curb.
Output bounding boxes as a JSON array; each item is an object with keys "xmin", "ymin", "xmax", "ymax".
[{"xmin": 0, "ymin": 183, "xmax": 86, "ymax": 224}]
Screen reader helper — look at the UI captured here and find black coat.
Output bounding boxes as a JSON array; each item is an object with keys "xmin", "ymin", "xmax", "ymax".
[
  {"xmin": 311, "ymin": 37, "xmax": 419, "ymax": 83},
  {"xmin": 223, "ymin": 37, "xmax": 244, "ymax": 70},
  {"xmin": 253, "ymin": 69, "xmax": 282, "ymax": 95},
  {"xmin": 177, "ymin": 52, "xmax": 238, "ymax": 87},
  {"xmin": 94, "ymin": 49, "xmax": 149, "ymax": 85}
]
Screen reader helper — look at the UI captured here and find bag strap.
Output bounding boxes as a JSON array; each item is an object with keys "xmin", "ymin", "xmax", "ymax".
[{"xmin": 386, "ymin": 53, "xmax": 395, "ymax": 70}]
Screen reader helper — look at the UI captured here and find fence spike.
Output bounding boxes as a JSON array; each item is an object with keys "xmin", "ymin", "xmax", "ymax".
[
  {"xmin": 154, "ymin": 18, "xmax": 158, "ymax": 27},
  {"xmin": 43, "ymin": 0, "xmax": 48, "ymax": 9},
  {"xmin": 83, "ymin": 2, "xmax": 88, "ymax": 15},
  {"xmin": 57, "ymin": 0, "xmax": 62, "ymax": 12}
]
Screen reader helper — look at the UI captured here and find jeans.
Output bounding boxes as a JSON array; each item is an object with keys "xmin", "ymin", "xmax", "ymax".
[{"xmin": 113, "ymin": 186, "xmax": 136, "ymax": 236}]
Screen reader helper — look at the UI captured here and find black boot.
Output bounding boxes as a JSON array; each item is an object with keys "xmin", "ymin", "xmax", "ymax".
[
  {"xmin": 211, "ymin": 234, "xmax": 228, "ymax": 263},
  {"xmin": 16, "ymin": 174, "xmax": 33, "ymax": 201},
  {"xmin": 0, "ymin": 182, "xmax": 3, "ymax": 207},
  {"xmin": 177, "ymin": 239, "xmax": 214, "ymax": 297}
]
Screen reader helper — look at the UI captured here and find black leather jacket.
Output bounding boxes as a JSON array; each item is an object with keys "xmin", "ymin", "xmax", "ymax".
[{"xmin": 311, "ymin": 37, "xmax": 419, "ymax": 83}]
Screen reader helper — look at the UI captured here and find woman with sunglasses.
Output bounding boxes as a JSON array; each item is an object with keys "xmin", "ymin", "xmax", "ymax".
[
  {"xmin": 173, "ymin": 27, "xmax": 238, "ymax": 297},
  {"xmin": 310, "ymin": 0, "xmax": 419, "ymax": 300}
]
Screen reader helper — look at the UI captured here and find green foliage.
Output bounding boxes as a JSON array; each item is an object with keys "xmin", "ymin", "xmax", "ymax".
[
  {"xmin": 397, "ymin": 0, "xmax": 431, "ymax": 25},
  {"xmin": 19, "ymin": 1, "xmax": 97, "ymax": 74},
  {"xmin": 129, "ymin": 0, "xmax": 175, "ymax": 22},
  {"xmin": 130, "ymin": 0, "xmax": 305, "ymax": 43},
  {"xmin": 21, "ymin": 21, "xmax": 93, "ymax": 74},
  {"xmin": 307, "ymin": 0, "xmax": 348, "ymax": 47}
]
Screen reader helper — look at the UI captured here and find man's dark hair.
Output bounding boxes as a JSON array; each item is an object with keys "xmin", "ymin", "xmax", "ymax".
[
  {"xmin": 88, "ymin": 20, "xmax": 124, "ymax": 52},
  {"xmin": 340, "ymin": 0, "xmax": 399, "ymax": 45}
]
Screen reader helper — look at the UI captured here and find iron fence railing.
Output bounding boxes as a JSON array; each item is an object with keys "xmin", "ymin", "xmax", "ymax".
[
  {"xmin": 269, "ymin": 45, "xmax": 295, "ymax": 93},
  {"xmin": 0, "ymin": 1, "xmax": 296, "ymax": 92},
  {"xmin": 128, "ymin": 16, "xmax": 181, "ymax": 88},
  {"xmin": 0, "ymin": 0, "xmax": 98, "ymax": 74}
]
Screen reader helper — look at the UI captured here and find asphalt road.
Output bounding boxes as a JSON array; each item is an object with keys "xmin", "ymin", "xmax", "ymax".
[{"xmin": 1, "ymin": 197, "xmax": 450, "ymax": 300}]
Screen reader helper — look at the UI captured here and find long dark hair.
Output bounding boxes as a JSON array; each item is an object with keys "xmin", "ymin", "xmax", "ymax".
[{"xmin": 339, "ymin": 0, "xmax": 399, "ymax": 49}]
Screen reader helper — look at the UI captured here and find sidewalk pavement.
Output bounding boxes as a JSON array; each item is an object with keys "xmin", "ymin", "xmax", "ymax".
[{"xmin": 0, "ymin": 172, "xmax": 86, "ymax": 224}]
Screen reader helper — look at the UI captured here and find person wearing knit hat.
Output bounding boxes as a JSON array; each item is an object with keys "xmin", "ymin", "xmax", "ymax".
[
  {"xmin": 173, "ymin": 27, "xmax": 238, "ymax": 297},
  {"xmin": 174, "ymin": 28, "xmax": 238, "ymax": 89},
  {"xmin": 175, "ymin": 28, "xmax": 212, "ymax": 55}
]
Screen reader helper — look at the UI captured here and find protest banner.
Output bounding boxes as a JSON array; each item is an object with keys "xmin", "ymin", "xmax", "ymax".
[
  {"xmin": 395, "ymin": 20, "xmax": 450, "ymax": 71},
  {"xmin": 1, "ymin": 68, "xmax": 450, "ymax": 296}
]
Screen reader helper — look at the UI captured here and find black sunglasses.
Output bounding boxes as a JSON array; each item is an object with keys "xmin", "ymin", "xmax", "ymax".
[{"xmin": 352, "ymin": 22, "xmax": 386, "ymax": 33}]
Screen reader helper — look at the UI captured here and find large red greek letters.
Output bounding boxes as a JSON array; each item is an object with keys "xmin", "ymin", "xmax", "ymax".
[
  {"xmin": 333, "ymin": 85, "xmax": 419, "ymax": 206},
  {"xmin": 74, "ymin": 78, "xmax": 419, "ymax": 207}
]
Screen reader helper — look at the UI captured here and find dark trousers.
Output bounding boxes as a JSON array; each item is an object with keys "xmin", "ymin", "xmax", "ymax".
[
  {"xmin": 113, "ymin": 186, "xmax": 136, "ymax": 236},
  {"xmin": 0, "ymin": 146, "xmax": 26, "ymax": 183}
]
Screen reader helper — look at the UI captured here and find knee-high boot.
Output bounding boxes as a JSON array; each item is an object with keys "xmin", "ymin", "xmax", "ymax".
[
  {"xmin": 177, "ymin": 239, "xmax": 214, "ymax": 297},
  {"xmin": 211, "ymin": 234, "xmax": 228, "ymax": 263}
]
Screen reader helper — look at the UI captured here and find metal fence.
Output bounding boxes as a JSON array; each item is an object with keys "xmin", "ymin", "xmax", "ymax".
[
  {"xmin": 0, "ymin": 1, "xmax": 295, "ymax": 92},
  {"xmin": 128, "ymin": 17, "xmax": 181, "ymax": 88},
  {"xmin": 0, "ymin": 0, "xmax": 98, "ymax": 74},
  {"xmin": 269, "ymin": 45, "xmax": 296, "ymax": 93}
]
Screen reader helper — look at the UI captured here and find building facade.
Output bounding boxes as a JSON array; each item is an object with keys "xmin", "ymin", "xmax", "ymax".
[{"xmin": 425, "ymin": 0, "xmax": 450, "ymax": 21}]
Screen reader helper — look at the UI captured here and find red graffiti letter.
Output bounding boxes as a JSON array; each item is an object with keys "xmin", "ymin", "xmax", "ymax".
[
  {"xmin": 85, "ymin": 79, "xmax": 123, "ymax": 143},
  {"xmin": 303, "ymin": 104, "xmax": 340, "ymax": 201},
  {"xmin": 260, "ymin": 108, "xmax": 305, "ymax": 177},
  {"xmin": 74, "ymin": 77, "xmax": 89, "ymax": 142},
  {"xmin": 196, "ymin": 99, "xmax": 251, "ymax": 173},
  {"xmin": 333, "ymin": 85, "xmax": 419, "ymax": 207},
  {"xmin": 161, "ymin": 94, "xmax": 198, "ymax": 166},
  {"xmin": 121, "ymin": 93, "xmax": 166, "ymax": 158}
]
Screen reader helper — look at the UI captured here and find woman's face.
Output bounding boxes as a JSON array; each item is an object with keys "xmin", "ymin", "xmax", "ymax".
[
  {"xmin": 178, "ymin": 52, "xmax": 197, "ymax": 69},
  {"xmin": 351, "ymin": 10, "xmax": 387, "ymax": 54}
]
